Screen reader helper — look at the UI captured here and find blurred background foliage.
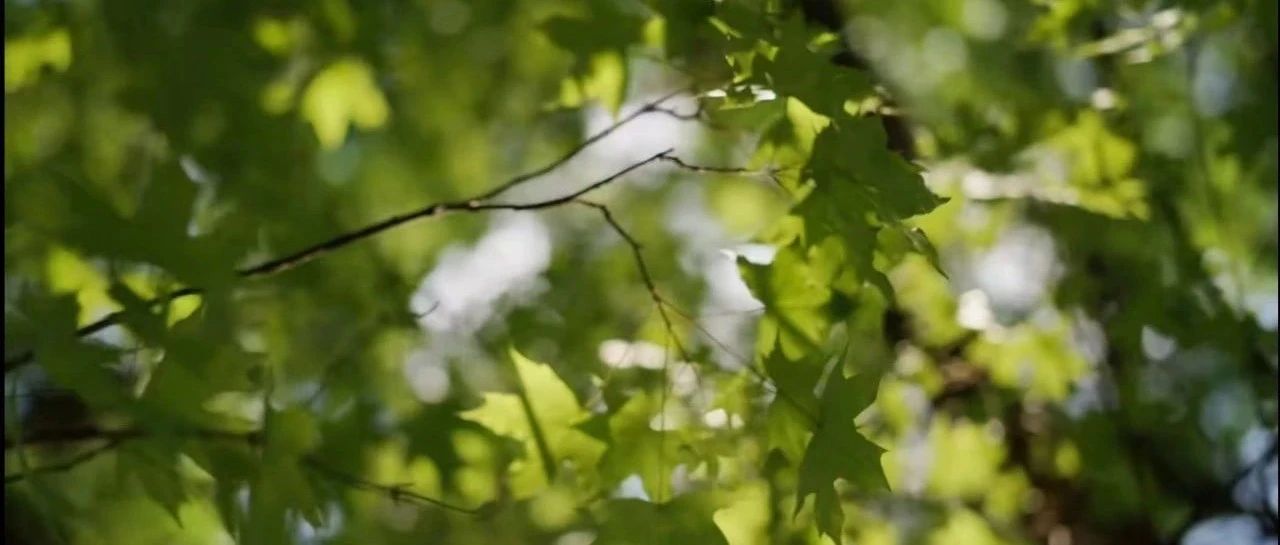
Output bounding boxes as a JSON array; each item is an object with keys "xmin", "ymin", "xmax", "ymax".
[{"xmin": 3, "ymin": 0, "xmax": 1276, "ymax": 544}]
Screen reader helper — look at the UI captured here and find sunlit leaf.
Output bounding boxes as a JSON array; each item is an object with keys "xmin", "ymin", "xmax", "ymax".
[
  {"xmin": 300, "ymin": 57, "xmax": 390, "ymax": 149},
  {"xmin": 459, "ymin": 348, "xmax": 606, "ymax": 497}
]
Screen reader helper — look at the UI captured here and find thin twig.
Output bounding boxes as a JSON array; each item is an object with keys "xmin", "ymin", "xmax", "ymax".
[
  {"xmin": 575, "ymin": 200, "xmax": 691, "ymax": 364},
  {"xmin": 648, "ymin": 104, "xmax": 705, "ymax": 122},
  {"xmin": 662, "ymin": 304, "xmax": 821, "ymax": 426},
  {"xmin": 4, "ymin": 425, "xmax": 479, "ymax": 515},
  {"xmin": 690, "ymin": 306, "xmax": 767, "ymax": 318},
  {"xmin": 566, "ymin": 205, "xmax": 802, "ymax": 419},
  {"xmin": 5, "ymin": 287, "xmax": 202, "ymax": 372},
  {"xmin": 412, "ymin": 301, "xmax": 442, "ymax": 320},
  {"xmin": 5, "ymin": 426, "xmax": 261, "ymax": 449},
  {"xmin": 4, "ymin": 91, "xmax": 693, "ymax": 372},
  {"xmin": 473, "ymin": 89, "xmax": 687, "ymax": 202},
  {"xmin": 659, "ymin": 154, "xmax": 793, "ymax": 195},
  {"xmin": 303, "ymin": 457, "xmax": 482, "ymax": 515},
  {"xmin": 658, "ymin": 155, "xmax": 761, "ymax": 175},
  {"xmin": 5, "ymin": 148, "xmax": 675, "ymax": 373},
  {"xmin": 585, "ymin": 301, "xmax": 660, "ymax": 410},
  {"xmin": 4, "ymin": 440, "xmax": 121, "ymax": 484}
]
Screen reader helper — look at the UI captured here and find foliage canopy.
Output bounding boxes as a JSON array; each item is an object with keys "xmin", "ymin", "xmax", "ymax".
[{"xmin": 4, "ymin": 1, "xmax": 1277, "ymax": 544}]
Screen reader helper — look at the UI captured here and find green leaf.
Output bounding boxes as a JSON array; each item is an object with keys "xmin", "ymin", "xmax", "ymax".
[
  {"xmin": 18, "ymin": 292, "xmax": 127, "ymax": 409},
  {"xmin": 598, "ymin": 391, "xmax": 679, "ymax": 501},
  {"xmin": 541, "ymin": 4, "xmax": 646, "ymax": 114},
  {"xmin": 766, "ymin": 397, "xmax": 814, "ymax": 464},
  {"xmin": 791, "ymin": 116, "xmax": 947, "ymax": 296},
  {"xmin": 903, "ymin": 226, "xmax": 947, "ymax": 279},
  {"xmin": 794, "ymin": 363, "xmax": 888, "ymax": 543},
  {"xmin": 738, "ymin": 245, "xmax": 833, "ymax": 360},
  {"xmin": 107, "ymin": 281, "xmax": 167, "ymax": 344},
  {"xmin": 755, "ymin": 16, "xmax": 875, "ymax": 118},
  {"xmin": 300, "ymin": 57, "xmax": 390, "ymax": 149},
  {"xmin": 739, "ymin": 235, "xmax": 860, "ymax": 361},
  {"xmin": 594, "ymin": 492, "xmax": 730, "ymax": 545},
  {"xmin": 136, "ymin": 310, "xmax": 259, "ymax": 429},
  {"xmin": 1037, "ymin": 111, "xmax": 1148, "ymax": 218},
  {"xmin": 118, "ymin": 439, "xmax": 189, "ymax": 524},
  {"xmin": 805, "ymin": 116, "xmax": 945, "ymax": 221},
  {"xmin": 459, "ymin": 348, "xmax": 606, "ymax": 497},
  {"xmin": 267, "ymin": 407, "xmax": 321, "ymax": 456},
  {"xmin": 245, "ymin": 407, "xmax": 325, "ymax": 536},
  {"xmin": 403, "ymin": 401, "xmax": 485, "ymax": 493},
  {"xmin": 646, "ymin": 0, "xmax": 716, "ymax": 61},
  {"xmin": 5, "ymin": 28, "xmax": 72, "ymax": 92}
]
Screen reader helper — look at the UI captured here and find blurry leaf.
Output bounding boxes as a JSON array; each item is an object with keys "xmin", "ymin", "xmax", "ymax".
[
  {"xmin": 138, "ymin": 310, "xmax": 259, "ymax": 428},
  {"xmin": 965, "ymin": 321, "xmax": 1088, "ymax": 402},
  {"xmin": 926, "ymin": 418, "xmax": 1005, "ymax": 499},
  {"xmin": 5, "ymin": 82, "xmax": 74, "ymax": 167},
  {"xmin": 927, "ymin": 509, "xmax": 1002, "ymax": 545},
  {"xmin": 108, "ymin": 281, "xmax": 167, "ymax": 344},
  {"xmin": 403, "ymin": 402, "xmax": 486, "ymax": 493},
  {"xmin": 541, "ymin": 6, "xmax": 645, "ymax": 61},
  {"xmin": 301, "ymin": 57, "xmax": 390, "ymax": 149},
  {"xmin": 118, "ymin": 439, "xmax": 189, "ymax": 523},
  {"xmin": 18, "ymin": 292, "xmax": 127, "ymax": 409},
  {"xmin": 583, "ymin": 51, "xmax": 629, "ymax": 115},
  {"xmin": 252, "ymin": 17, "xmax": 297, "ymax": 56},
  {"xmin": 541, "ymin": 4, "xmax": 645, "ymax": 114},
  {"xmin": 738, "ymin": 245, "xmax": 833, "ymax": 360},
  {"xmin": 595, "ymin": 492, "xmax": 729, "ymax": 545},
  {"xmin": 5, "ymin": 28, "xmax": 72, "ymax": 93},
  {"xmin": 267, "ymin": 408, "xmax": 320, "ymax": 456},
  {"xmin": 598, "ymin": 391, "xmax": 678, "ymax": 501},
  {"xmin": 459, "ymin": 348, "xmax": 605, "ymax": 497},
  {"xmin": 1029, "ymin": 111, "xmax": 1149, "ymax": 218},
  {"xmin": 647, "ymin": 0, "xmax": 715, "ymax": 58},
  {"xmin": 241, "ymin": 407, "xmax": 325, "ymax": 539}
]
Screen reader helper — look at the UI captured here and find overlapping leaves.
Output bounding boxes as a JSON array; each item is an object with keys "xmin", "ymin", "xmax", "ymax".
[{"xmin": 459, "ymin": 348, "xmax": 606, "ymax": 498}]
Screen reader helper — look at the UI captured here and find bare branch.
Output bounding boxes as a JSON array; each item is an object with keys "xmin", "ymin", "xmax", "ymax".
[
  {"xmin": 659, "ymin": 155, "xmax": 759, "ymax": 175},
  {"xmin": 412, "ymin": 301, "xmax": 442, "ymax": 320},
  {"xmin": 648, "ymin": 104, "xmax": 704, "ymax": 121},
  {"xmin": 5, "ymin": 426, "xmax": 261, "ymax": 449},
  {"xmin": 3, "ymin": 425, "xmax": 480, "ymax": 515},
  {"xmin": 659, "ymin": 154, "xmax": 795, "ymax": 195},
  {"xmin": 473, "ymin": 89, "xmax": 688, "ymax": 202},
  {"xmin": 5, "ymin": 141, "xmax": 674, "ymax": 373},
  {"xmin": 565, "ymin": 208, "xmax": 818, "ymax": 425},
  {"xmin": 5, "ymin": 439, "xmax": 121, "ymax": 484},
  {"xmin": 662, "ymin": 305, "xmax": 820, "ymax": 425},
  {"xmin": 575, "ymin": 200, "xmax": 692, "ymax": 362},
  {"xmin": 303, "ymin": 458, "xmax": 483, "ymax": 516},
  {"xmin": 5, "ymin": 287, "xmax": 202, "ymax": 372}
]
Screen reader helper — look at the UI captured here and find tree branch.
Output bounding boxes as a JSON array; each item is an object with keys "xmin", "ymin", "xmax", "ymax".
[
  {"xmin": 4, "ymin": 128, "xmax": 681, "ymax": 372},
  {"xmin": 5, "ymin": 426, "xmax": 261, "ymax": 449},
  {"xmin": 576, "ymin": 200, "xmax": 692, "ymax": 362},
  {"xmin": 4, "ymin": 425, "xmax": 482, "ymax": 515},
  {"xmin": 472, "ymin": 89, "xmax": 688, "ymax": 202},
  {"xmin": 662, "ymin": 303, "xmax": 821, "ymax": 426},
  {"xmin": 4, "ymin": 439, "xmax": 121, "ymax": 484},
  {"xmin": 303, "ymin": 458, "xmax": 483, "ymax": 516}
]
